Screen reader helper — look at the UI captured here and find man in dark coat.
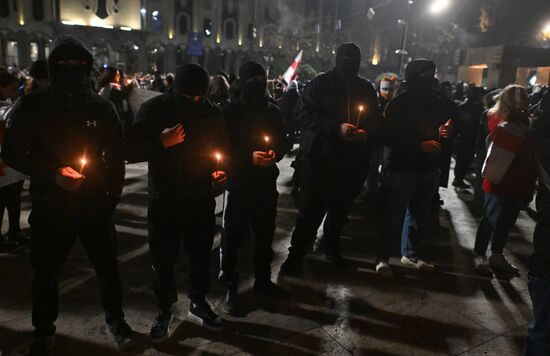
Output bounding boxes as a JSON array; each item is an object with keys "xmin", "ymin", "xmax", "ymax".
[
  {"xmin": 453, "ymin": 86, "xmax": 485, "ymax": 189},
  {"xmin": 375, "ymin": 59, "xmax": 452, "ymax": 277},
  {"xmin": 524, "ymin": 90, "xmax": 550, "ymax": 356},
  {"xmin": 219, "ymin": 61, "xmax": 289, "ymax": 314},
  {"xmin": 280, "ymin": 43, "xmax": 382, "ymax": 274},
  {"xmin": 126, "ymin": 64, "xmax": 228, "ymax": 342},
  {"xmin": 1, "ymin": 34, "xmax": 133, "ymax": 354}
]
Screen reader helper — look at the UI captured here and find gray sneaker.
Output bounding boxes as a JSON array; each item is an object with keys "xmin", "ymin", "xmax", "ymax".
[{"xmin": 401, "ymin": 256, "xmax": 435, "ymax": 271}]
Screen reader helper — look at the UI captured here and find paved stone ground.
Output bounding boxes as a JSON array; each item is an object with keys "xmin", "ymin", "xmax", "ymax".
[{"xmin": 0, "ymin": 150, "xmax": 536, "ymax": 355}]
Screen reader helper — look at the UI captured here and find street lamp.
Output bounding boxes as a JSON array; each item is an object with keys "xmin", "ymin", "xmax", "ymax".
[
  {"xmin": 542, "ymin": 22, "xmax": 550, "ymax": 41},
  {"xmin": 395, "ymin": 0, "xmax": 413, "ymax": 77},
  {"xmin": 430, "ymin": 0, "xmax": 450, "ymax": 14}
]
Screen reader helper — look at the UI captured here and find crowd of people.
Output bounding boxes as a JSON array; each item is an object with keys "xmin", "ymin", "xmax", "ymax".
[{"xmin": 0, "ymin": 34, "xmax": 549, "ymax": 356}]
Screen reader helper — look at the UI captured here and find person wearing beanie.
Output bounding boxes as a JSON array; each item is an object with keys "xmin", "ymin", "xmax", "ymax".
[
  {"xmin": 126, "ymin": 63, "xmax": 228, "ymax": 342},
  {"xmin": 218, "ymin": 61, "xmax": 289, "ymax": 315},
  {"xmin": 25, "ymin": 59, "xmax": 49, "ymax": 94},
  {"xmin": 375, "ymin": 59, "xmax": 452, "ymax": 277},
  {"xmin": 1, "ymin": 34, "xmax": 133, "ymax": 354},
  {"xmin": 279, "ymin": 43, "xmax": 382, "ymax": 275}
]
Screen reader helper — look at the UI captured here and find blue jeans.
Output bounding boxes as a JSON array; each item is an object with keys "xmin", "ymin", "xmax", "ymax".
[
  {"xmin": 474, "ymin": 192, "xmax": 525, "ymax": 256},
  {"xmin": 524, "ymin": 274, "xmax": 550, "ymax": 356},
  {"xmin": 377, "ymin": 171, "xmax": 439, "ymax": 261}
]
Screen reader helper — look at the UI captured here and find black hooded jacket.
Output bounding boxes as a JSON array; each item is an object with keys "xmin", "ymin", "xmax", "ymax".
[
  {"xmin": 1, "ymin": 35, "xmax": 125, "ymax": 211},
  {"xmin": 384, "ymin": 60, "xmax": 449, "ymax": 174},
  {"xmin": 224, "ymin": 97, "xmax": 288, "ymax": 192},
  {"xmin": 126, "ymin": 85, "xmax": 227, "ymax": 202},
  {"xmin": 297, "ymin": 70, "xmax": 381, "ymax": 168}
]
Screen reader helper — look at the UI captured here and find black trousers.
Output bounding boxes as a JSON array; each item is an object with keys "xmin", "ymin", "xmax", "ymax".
[
  {"xmin": 288, "ymin": 158, "xmax": 361, "ymax": 259},
  {"xmin": 30, "ymin": 202, "xmax": 123, "ymax": 337},
  {"xmin": 454, "ymin": 139, "xmax": 476, "ymax": 181},
  {"xmin": 148, "ymin": 197, "xmax": 215, "ymax": 310},
  {"xmin": 219, "ymin": 190, "xmax": 278, "ymax": 286},
  {"xmin": 0, "ymin": 180, "xmax": 24, "ymax": 236}
]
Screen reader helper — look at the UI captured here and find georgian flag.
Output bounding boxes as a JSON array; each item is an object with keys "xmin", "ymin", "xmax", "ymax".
[
  {"xmin": 283, "ymin": 50, "xmax": 303, "ymax": 85},
  {"xmin": 482, "ymin": 121, "xmax": 528, "ymax": 185}
]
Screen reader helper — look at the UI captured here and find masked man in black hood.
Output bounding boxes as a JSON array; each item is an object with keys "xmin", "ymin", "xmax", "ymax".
[
  {"xmin": 126, "ymin": 64, "xmax": 228, "ymax": 342},
  {"xmin": 1, "ymin": 34, "xmax": 133, "ymax": 354},
  {"xmin": 219, "ymin": 62, "xmax": 289, "ymax": 315},
  {"xmin": 375, "ymin": 59, "xmax": 452, "ymax": 277},
  {"xmin": 279, "ymin": 43, "xmax": 382, "ymax": 275}
]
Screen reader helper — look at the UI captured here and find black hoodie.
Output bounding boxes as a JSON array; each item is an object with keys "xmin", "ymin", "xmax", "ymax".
[
  {"xmin": 126, "ymin": 64, "xmax": 228, "ymax": 203},
  {"xmin": 384, "ymin": 59, "xmax": 448, "ymax": 174},
  {"xmin": 1, "ymin": 35, "xmax": 125, "ymax": 215}
]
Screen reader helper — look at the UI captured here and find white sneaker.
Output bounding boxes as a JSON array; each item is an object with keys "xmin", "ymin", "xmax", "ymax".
[
  {"xmin": 489, "ymin": 253, "xmax": 519, "ymax": 274},
  {"xmin": 473, "ymin": 255, "xmax": 491, "ymax": 274},
  {"xmin": 400, "ymin": 256, "xmax": 435, "ymax": 271},
  {"xmin": 376, "ymin": 261, "xmax": 393, "ymax": 277}
]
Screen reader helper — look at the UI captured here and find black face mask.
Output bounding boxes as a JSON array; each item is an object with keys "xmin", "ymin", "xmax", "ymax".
[
  {"xmin": 336, "ymin": 57, "xmax": 360, "ymax": 80},
  {"xmin": 52, "ymin": 64, "xmax": 89, "ymax": 96},
  {"xmin": 242, "ymin": 79, "xmax": 267, "ymax": 107}
]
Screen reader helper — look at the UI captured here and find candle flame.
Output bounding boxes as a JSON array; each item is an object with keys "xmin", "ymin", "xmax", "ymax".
[
  {"xmin": 264, "ymin": 136, "xmax": 270, "ymax": 143},
  {"xmin": 80, "ymin": 158, "xmax": 87, "ymax": 166},
  {"xmin": 358, "ymin": 105, "xmax": 364, "ymax": 112},
  {"xmin": 215, "ymin": 153, "xmax": 221, "ymax": 161}
]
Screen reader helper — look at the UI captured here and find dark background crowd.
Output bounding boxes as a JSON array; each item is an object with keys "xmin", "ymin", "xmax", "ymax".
[{"xmin": 0, "ymin": 35, "xmax": 549, "ymax": 356}]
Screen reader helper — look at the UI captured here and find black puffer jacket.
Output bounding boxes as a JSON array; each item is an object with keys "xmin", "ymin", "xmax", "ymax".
[
  {"xmin": 224, "ymin": 97, "xmax": 288, "ymax": 192},
  {"xmin": 1, "ymin": 34, "xmax": 124, "ymax": 212}
]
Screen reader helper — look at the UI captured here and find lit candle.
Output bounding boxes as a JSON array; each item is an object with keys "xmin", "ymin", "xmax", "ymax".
[
  {"xmin": 264, "ymin": 136, "xmax": 270, "ymax": 153},
  {"xmin": 356, "ymin": 105, "xmax": 364, "ymax": 127},
  {"xmin": 79, "ymin": 157, "xmax": 87, "ymax": 174},
  {"xmin": 215, "ymin": 152, "xmax": 221, "ymax": 172}
]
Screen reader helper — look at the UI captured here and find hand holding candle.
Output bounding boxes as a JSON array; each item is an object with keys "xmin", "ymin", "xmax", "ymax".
[
  {"xmin": 212, "ymin": 152, "xmax": 227, "ymax": 187},
  {"xmin": 55, "ymin": 166, "xmax": 85, "ymax": 191}
]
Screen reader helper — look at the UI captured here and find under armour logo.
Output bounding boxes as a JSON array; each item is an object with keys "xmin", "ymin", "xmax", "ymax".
[{"xmin": 86, "ymin": 120, "xmax": 97, "ymax": 127}]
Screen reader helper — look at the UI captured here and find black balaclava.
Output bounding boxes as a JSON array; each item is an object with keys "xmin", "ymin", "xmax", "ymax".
[
  {"xmin": 239, "ymin": 61, "xmax": 267, "ymax": 108},
  {"xmin": 405, "ymin": 59, "xmax": 437, "ymax": 94},
  {"xmin": 335, "ymin": 43, "xmax": 361, "ymax": 80},
  {"xmin": 174, "ymin": 64, "xmax": 210, "ymax": 97},
  {"xmin": 48, "ymin": 34, "xmax": 93, "ymax": 97}
]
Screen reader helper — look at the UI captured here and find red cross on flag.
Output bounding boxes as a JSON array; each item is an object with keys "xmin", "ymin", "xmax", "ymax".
[{"xmin": 283, "ymin": 50, "xmax": 303, "ymax": 85}]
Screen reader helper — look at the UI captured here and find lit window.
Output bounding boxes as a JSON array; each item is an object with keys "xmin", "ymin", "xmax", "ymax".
[
  {"xmin": 30, "ymin": 42, "xmax": 39, "ymax": 61},
  {"xmin": 6, "ymin": 41, "xmax": 19, "ymax": 66}
]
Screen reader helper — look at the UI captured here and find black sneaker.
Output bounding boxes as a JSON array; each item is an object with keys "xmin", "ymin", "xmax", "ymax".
[
  {"xmin": 150, "ymin": 310, "xmax": 173, "ymax": 344},
  {"xmin": 222, "ymin": 287, "xmax": 239, "ymax": 315},
  {"xmin": 8, "ymin": 230, "xmax": 29, "ymax": 245},
  {"xmin": 279, "ymin": 256, "xmax": 302, "ymax": 276},
  {"xmin": 29, "ymin": 335, "xmax": 55, "ymax": 356},
  {"xmin": 188, "ymin": 301, "xmax": 224, "ymax": 331},
  {"xmin": 107, "ymin": 319, "xmax": 135, "ymax": 351},
  {"xmin": 254, "ymin": 280, "xmax": 290, "ymax": 300},
  {"xmin": 0, "ymin": 236, "xmax": 17, "ymax": 253}
]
